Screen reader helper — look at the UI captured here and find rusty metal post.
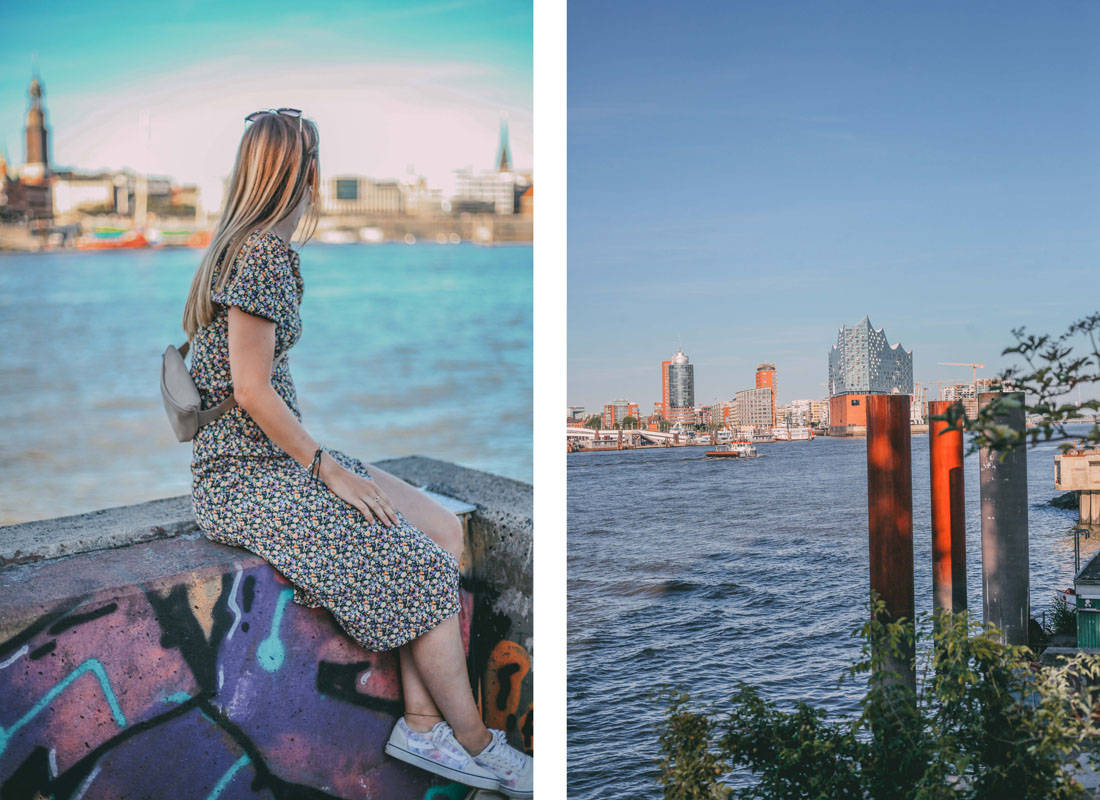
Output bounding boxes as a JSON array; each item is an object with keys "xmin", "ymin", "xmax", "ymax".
[
  {"xmin": 929, "ymin": 400, "xmax": 967, "ymax": 613},
  {"xmin": 978, "ymin": 391, "xmax": 1030, "ymax": 646},
  {"xmin": 866, "ymin": 394, "xmax": 915, "ymax": 690}
]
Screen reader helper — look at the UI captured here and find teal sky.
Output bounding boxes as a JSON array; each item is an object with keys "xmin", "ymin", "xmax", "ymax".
[{"xmin": 2, "ymin": 0, "xmax": 532, "ymax": 206}]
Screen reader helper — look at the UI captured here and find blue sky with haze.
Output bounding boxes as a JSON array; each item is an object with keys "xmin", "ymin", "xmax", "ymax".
[
  {"xmin": 2, "ymin": 0, "xmax": 531, "ymax": 209},
  {"xmin": 568, "ymin": 1, "xmax": 1099, "ymax": 412}
]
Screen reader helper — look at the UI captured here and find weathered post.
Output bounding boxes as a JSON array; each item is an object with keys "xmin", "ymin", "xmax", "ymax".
[
  {"xmin": 928, "ymin": 400, "xmax": 967, "ymax": 613},
  {"xmin": 866, "ymin": 394, "xmax": 916, "ymax": 690},
  {"xmin": 978, "ymin": 391, "xmax": 1030, "ymax": 645}
]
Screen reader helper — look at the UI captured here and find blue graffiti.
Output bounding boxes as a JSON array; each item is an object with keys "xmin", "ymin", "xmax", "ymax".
[
  {"xmin": 206, "ymin": 753, "xmax": 251, "ymax": 799},
  {"xmin": 0, "ymin": 658, "xmax": 126, "ymax": 759},
  {"xmin": 257, "ymin": 588, "xmax": 294, "ymax": 672}
]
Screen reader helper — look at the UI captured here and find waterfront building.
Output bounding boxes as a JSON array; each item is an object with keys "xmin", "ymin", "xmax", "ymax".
[
  {"xmin": 567, "ymin": 406, "xmax": 587, "ymax": 422},
  {"xmin": 668, "ymin": 348, "xmax": 694, "ymax": 411},
  {"xmin": 2, "ymin": 74, "xmax": 53, "ymax": 224},
  {"xmin": 827, "ymin": 316, "xmax": 913, "ymax": 435},
  {"xmin": 735, "ymin": 387, "xmax": 773, "ymax": 432},
  {"xmin": 706, "ymin": 400, "xmax": 733, "ymax": 427},
  {"xmin": 452, "ymin": 116, "xmax": 524, "ymax": 216},
  {"xmin": 788, "ymin": 398, "xmax": 829, "ymax": 427},
  {"xmin": 50, "ymin": 169, "xmax": 192, "ymax": 221},
  {"xmin": 602, "ymin": 400, "xmax": 639, "ymax": 428},
  {"xmin": 755, "ymin": 363, "xmax": 778, "ymax": 428},
  {"xmin": 401, "ymin": 175, "xmax": 447, "ymax": 216},
  {"xmin": 774, "ymin": 402, "xmax": 792, "ymax": 429},
  {"xmin": 942, "ymin": 377, "xmax": 1007, "ymax": 419},
  {"xmin": 322, "ymin": 176, "xmax": 405, "ymax": 216},
  {"xmin": 661, "ymin": 360, "xmax": 672, "ymax": 418}
]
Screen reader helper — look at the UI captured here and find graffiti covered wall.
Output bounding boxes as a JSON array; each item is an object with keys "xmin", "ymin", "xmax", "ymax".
[{"xmin": 0, "ymin": 457, "xmax": 533, "ymax": 800}]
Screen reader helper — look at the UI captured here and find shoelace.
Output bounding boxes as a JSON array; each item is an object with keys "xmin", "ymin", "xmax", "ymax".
[
  {"xmin": 483, "ymin": 729, "xmax": 528, "ymax": 771},
  {"xmin": 429, "ymin": 721, "xmax": 456, "ymax": 748}
]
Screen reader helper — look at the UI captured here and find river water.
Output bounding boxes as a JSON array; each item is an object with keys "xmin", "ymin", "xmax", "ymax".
[
  {"xmin": 0, "ymin": 243, "xmax": 531, "ymax": 525},
  {"xmin": 567, "ymin": 433, "xmax": 1097, "ymax": 799}
]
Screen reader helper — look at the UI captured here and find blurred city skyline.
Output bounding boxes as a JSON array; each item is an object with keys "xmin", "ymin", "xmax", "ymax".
[
  {"xmin": 1, "ymin": 0, "xmax": 532, "ymax": 212},
  {"xmin": 568, "ymin": 0, "xmax": 1100, "ymax": 410}
]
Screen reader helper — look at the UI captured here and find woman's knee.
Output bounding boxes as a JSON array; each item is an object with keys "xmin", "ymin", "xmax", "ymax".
[{"xmin": 437, "ymin": 512, "xmax": 464, "ymax": 560}]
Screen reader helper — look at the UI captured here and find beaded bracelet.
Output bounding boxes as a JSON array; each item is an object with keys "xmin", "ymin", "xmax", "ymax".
[{"xmin": 309, "ymin": 445, "xmax": 324, "ymax": 481}]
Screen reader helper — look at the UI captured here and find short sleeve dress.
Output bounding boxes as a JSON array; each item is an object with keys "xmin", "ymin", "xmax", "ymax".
[{"xmin": 188, "ymin": 229, "xmax": 460, "ymax": 651}]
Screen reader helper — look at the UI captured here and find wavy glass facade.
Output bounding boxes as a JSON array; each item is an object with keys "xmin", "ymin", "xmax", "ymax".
[{"xmin": 828, "ymin": 317, "xmax": 913, "ymax": 397}]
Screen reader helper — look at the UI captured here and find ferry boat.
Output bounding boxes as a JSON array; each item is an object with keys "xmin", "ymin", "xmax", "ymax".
[
  {"xmin": 704, "ymin": 441, "xmax": 759, "ymax": 459},
  {"xmin": 773, "ymin": 426, "xmax": 814, "ymax": 442}
]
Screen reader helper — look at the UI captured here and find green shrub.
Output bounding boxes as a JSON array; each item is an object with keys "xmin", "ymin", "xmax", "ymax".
[
  {"xmin": 1050, "ymin": 595, "xmax": 1078, "ymax": 639},
  {"xmin": 657, "ymin": 600, "xmax": 1100, "ymax": 799}
]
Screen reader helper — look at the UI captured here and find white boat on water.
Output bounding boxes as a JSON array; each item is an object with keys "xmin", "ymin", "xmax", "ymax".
[
  {"xmin": 704, "ymin": 441, "xmax": 759, "ymax": 459},
  {"xmin": 773, "ymin": 426, "xmax": 814, "ymax": 441}
]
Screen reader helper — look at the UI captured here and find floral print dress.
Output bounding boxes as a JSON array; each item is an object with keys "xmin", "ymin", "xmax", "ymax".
[{"xmin": 189, "ymin": 229, "xmax": 460, "ymax": 651}]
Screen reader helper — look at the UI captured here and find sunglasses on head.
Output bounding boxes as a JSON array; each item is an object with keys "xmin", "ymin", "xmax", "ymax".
[{"xmin": 245, "ymin": 108, "xmax": 303, "ymax": 132}]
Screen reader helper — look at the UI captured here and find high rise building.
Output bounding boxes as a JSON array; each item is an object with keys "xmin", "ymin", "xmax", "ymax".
[
  {"xmin": 602, "ymin": 400, "xmax": 639, "ymax": 428},
  {"xmin": 661, "ymin": 360, "xmax": 672, "ymax": 419},
  {"xmin": 735, "ymin": 387, "xmax": 773, "ymax": 431},
  {"xmin": 827, "ymin": 316, "xmax": 913, "ymax": 434},
  {"xmin": 755, "ymin": 363, "xmax": 777, "ymax": 427},
  {"xmin": 667, "ymin": 348, "xmax": 695, "ymax": 423}
]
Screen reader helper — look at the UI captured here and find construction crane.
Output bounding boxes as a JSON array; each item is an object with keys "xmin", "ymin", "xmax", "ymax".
[{"xmin": 938, "ymin": 362, "xmax": 985, "ymax": 387}]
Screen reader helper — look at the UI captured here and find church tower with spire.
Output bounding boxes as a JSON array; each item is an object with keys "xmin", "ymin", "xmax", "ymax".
[
  {"xmin": 496, "ymin": 113, "xmax": 512, "ymax": 173},
  {"xmin": 21, "ymin": 73, "xmax": 51, "ymax": 183}
]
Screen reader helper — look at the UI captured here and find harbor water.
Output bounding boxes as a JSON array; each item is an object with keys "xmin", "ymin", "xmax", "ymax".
[
  {"xmin": 567, "ymin": 433, "xmax": 1097, "ymax": 799},
  {"xmin": 0, "ymin": 243, "xmax": 531, "ymax": 525}
]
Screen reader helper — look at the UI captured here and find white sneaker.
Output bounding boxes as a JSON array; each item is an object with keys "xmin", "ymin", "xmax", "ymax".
[
  {"xmin": 471, "ymin": 729, "xmax": 533, "ymax": 798},
  {"xmin": 384, "ymin": 717, "xmax": 501, "ymax": 791}
]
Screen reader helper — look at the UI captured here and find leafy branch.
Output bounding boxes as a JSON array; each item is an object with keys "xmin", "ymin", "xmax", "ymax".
[{"xmin": 935, "ymin": 312, "xmax": 1100, "ymax": 455}]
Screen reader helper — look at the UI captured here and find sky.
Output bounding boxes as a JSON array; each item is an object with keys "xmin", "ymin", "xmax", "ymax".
[
  {"xmin": 568, "ymin": 1, "xmax": 1100, "ymax": 413},
  {"xmin": 1, "ymin": 0, "xmax": 532, "ymax": 212}
]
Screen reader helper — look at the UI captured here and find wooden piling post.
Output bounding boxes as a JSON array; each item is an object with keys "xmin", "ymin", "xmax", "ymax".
[
  {"xmin": 866, "ymin": 394, "xmax": 916, "ymax": 690},
  {"xmin": 929, "ymin": 400, "xmax": 967, "ymax": 613},
  {"xmin": 978, "ymin": 391, "xmax": 1030, "ymax": 646}
]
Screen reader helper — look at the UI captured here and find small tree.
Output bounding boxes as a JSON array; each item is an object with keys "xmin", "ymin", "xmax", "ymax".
[
  {"xmin": 657, "ymin": 603, "xmax": 1100, "ymax": 799},
  {"xmin": 940, "ymin": 312, "xmax": 1100, "ymax": 454}
]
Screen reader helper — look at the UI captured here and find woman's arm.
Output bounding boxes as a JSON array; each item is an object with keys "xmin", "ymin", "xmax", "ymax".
[{"xmin": 227, "ymin": 306, "xmax": 399, "ymax": 527}]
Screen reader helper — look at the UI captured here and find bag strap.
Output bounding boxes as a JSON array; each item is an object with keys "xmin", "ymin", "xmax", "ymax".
[{"xmin": 177, "ymin": 340, "xmax": 288, "ymax": 426}]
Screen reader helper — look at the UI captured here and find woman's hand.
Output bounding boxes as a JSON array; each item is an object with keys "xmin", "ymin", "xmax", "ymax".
[{"xmin": 319, "ymin": 453, "xmax": 400, "ymax": 527}]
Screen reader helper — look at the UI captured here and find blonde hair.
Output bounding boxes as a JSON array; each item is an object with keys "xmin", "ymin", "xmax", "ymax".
[{"xmin": 182, "ymin": 112, "xmax": 321, "ymax": 338}]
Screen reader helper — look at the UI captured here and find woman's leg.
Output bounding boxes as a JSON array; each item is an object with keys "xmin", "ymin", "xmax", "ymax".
[
  {"xmin": 366, "ymin": 465, "xmax": 489, "ymax": 751},
  {"xmin": 398, "ymin": 642, "xmax": 444, "ymax": 730},
  {"xmin": 407, "ymin": 613, "xmax": 491, "ymax": 755}
]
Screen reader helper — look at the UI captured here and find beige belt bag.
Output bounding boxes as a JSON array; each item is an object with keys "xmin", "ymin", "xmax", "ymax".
[{"xmin": 160, "ymin": 340, "xmax": 286, "ymax": 442}]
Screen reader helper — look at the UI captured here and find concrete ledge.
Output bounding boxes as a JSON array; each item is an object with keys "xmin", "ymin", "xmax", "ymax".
[
  {"xmin": 0, "ymin": 458, "xmax": 530, "ymax": 800},
  {"xmin": 0, "ymin": 481, "xmax": 475, "ymax": 568},
  {"xmin": 1039, "ymin": 646, "xmax": 1100, "ymax": 667},
  {"xmin": 0, "ymin": 495, "xmax": 199, "ymax": 568}
]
